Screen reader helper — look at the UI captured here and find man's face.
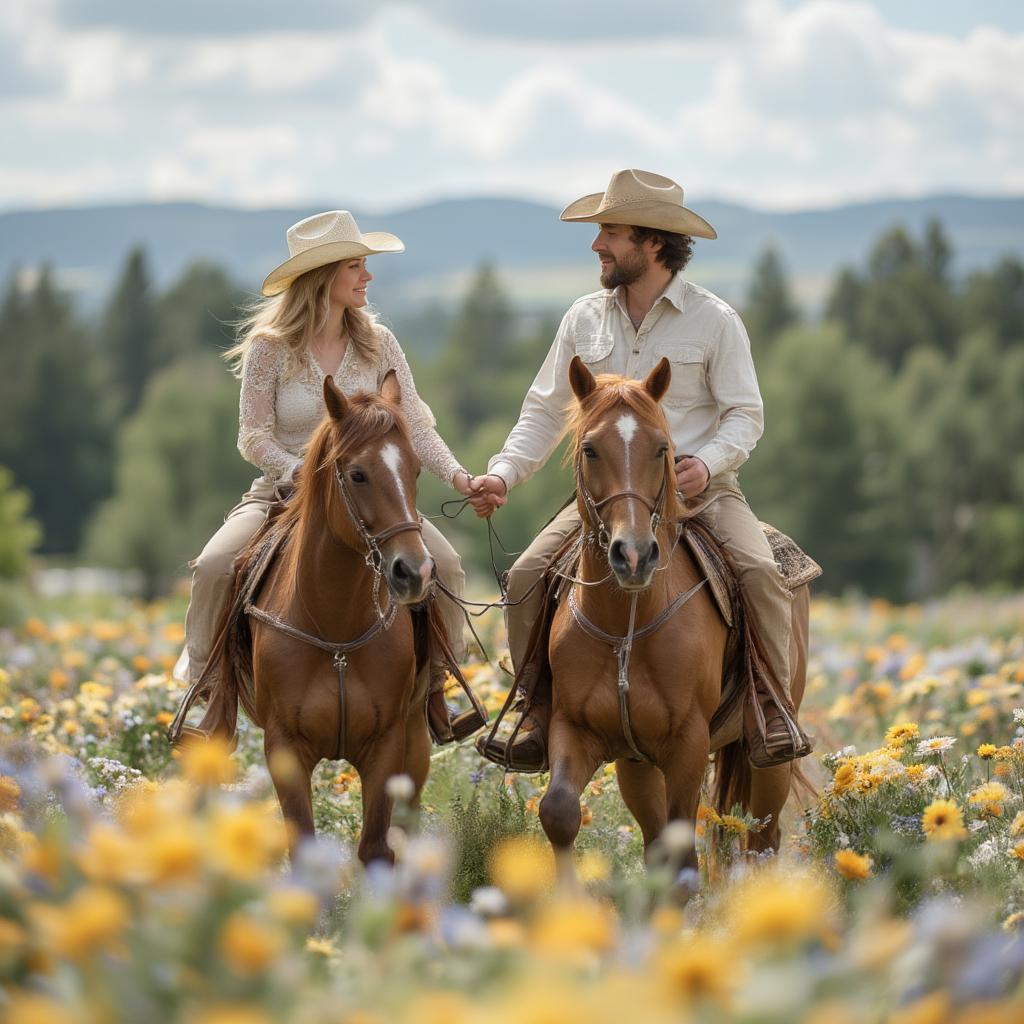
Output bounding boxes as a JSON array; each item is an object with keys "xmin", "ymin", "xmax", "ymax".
[{"xmin": 592, "ymin": 224, "xmax": 650, "ymax": 289}]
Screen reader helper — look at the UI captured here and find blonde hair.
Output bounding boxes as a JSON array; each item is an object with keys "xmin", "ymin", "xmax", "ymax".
[{"xmin": 225, "ymin": 261, "xmax": 380, "ymax": 379}]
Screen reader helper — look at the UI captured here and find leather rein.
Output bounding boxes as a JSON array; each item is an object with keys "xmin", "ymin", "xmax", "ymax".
[
  {"xmin": 571, "ymin": 455, "xmax": 707, "ymax": 764},
  {"xmin": 245, "ymin": 462, "xmax": 423, "ymax": 762}
]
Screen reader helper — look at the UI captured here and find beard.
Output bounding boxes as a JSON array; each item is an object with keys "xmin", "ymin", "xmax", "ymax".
[{"xmin": 599, "ymin": 245, "xmax": 649, "ymax": 289}]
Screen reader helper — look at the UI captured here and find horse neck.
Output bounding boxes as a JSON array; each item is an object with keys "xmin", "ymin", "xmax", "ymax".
[
  {"xmin": 576, "ymin": 524, "xmax": 678, "ymax": 635},
  {"xmin": 287, "ymin": 501, "xmax": 382, "ymax": 642}
]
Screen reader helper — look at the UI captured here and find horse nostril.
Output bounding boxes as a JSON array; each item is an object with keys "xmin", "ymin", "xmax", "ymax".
[
  {"xmin": 648, "ymin": 540, "xmax": 660, "ymax": 567},
  {"xmin": 609, "ymin": 539, "xmax": 627, "ymax": 570}
]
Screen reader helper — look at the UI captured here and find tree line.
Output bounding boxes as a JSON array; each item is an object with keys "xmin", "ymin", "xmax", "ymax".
[{"xmin": 1, "ymin": 219, "xmax": 1021, "ymax": 602}]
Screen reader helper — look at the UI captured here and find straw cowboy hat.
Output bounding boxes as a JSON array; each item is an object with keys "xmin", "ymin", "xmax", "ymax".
[
  {"xmin": 261, "ymin": 210, "xmax": 405, "ymax": 296},
  {"xmin": 560, "ymin": 169, "xmax": 717, "ymax": 240}
]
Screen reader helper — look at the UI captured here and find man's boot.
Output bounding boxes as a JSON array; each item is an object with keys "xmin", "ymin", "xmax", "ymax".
[
  {"xmin": 426, "ymin": 664, "xmax": 487, "ymax": 745},
  {"xmin": 746, "ymin": 685, "xmax": 812, "ymax": 768},
  {"xmin": 476, "ymin": 697, "xmax": 550, "ymax": 772}
]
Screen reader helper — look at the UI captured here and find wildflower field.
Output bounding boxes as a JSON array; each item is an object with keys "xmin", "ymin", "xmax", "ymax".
[{"xmin": 2, "ymin": 592, "xmax": 1024, "ymax": 1022}]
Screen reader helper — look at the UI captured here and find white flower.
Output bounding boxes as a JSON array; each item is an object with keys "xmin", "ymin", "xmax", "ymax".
[
  {"xmin": 470, "ymin": 886, "xmax": 507, "ymax": 917},
  {"xmin": 661, "ymin": 820, "xmax": 695, "ymax": 854},
  {"xmin": 968, "ymin": 839, "xmax": 1000, "ymax": 867},
  {"xmin": 915, "ymin": 736, "xmax": 956, "ymax": 756},
  {"xmin": 385, "ymin": 773, "xmax": 415, "ymax": 802},
  {"xmin": 1012, "ymin": 708, "xmax": 1024, "ymax": 725}
]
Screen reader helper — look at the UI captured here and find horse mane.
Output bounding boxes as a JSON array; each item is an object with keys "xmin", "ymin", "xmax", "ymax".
[
  {"xmin": 565, "ymin": 373, "xmax": 680, "ymax": 522},
  {"xmin": 274, "ymin": 392, "xmax": 412, "ymax": 603}
]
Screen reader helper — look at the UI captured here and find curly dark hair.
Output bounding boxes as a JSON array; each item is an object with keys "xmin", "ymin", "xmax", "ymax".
[{"xmin": 628, "ymin": 226, "xmax": 694, "ymax": 273}]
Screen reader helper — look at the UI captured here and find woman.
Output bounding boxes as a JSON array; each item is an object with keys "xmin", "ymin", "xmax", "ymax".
[{"xmin": 175, "ymin": 209, "xmax": 479, "ymax": 742}]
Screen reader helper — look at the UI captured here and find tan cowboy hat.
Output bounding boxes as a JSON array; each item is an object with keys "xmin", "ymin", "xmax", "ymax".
[
  {"xmin": 261, "ymin": 210, "xmax": 405, "ymax": 296},
  {"xmin": 560, "ymin": 168, "xmax": 717, "ymax": 239}
]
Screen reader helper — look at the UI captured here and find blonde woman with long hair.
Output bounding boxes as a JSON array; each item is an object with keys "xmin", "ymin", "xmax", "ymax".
[{"xmin": 175, "ymin": 210, "xmax": 482, "ymax": 743}]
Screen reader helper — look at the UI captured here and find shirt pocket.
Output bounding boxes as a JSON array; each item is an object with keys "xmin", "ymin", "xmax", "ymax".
[
  {"xmin": 660, "ymin": 341, "xmax": 707, "ymax": 405},
  {"xmin": 576, "ymin": 332, "xmax": 614, "ymax": 365}
]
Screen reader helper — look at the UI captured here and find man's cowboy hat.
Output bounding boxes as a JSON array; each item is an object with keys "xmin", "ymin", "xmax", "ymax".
[
  {"xmin": 261, "ymin": 210, "xmax": 405, "ymax": 296},
  {"xmin": 560, "ymin": 169, "xmax": 717, "ymax": 240}
]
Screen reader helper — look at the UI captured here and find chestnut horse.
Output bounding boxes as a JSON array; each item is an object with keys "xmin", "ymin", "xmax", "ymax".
[
  {"xmin": 539, "ymin": 356, "xmax": 808, "ymax": 882},
  {"xmin": 193, "ymin": 372, "xmax": 436, "ymax": 864}
]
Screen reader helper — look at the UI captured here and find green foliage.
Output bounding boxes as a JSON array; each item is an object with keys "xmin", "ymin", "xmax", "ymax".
[
  {"xmin": 0, "ymin": 466, "xmax": 41, "ymax": 580},
  {"xmin": 448, "ymin": 781, "xmax": 531, "ymax": 902},
  {"xmin": 82, "ymin": 354, "xmax": 254, "ymax": 597},
  {"xmin": 743, "ymin": 245, "xmax": 799, "ymax": 347}
]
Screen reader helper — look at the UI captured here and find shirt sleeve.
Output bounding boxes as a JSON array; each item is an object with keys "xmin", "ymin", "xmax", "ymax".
[
  {"xmin": 487, "ymin": 309, "xmax": 577, "ymax": 490},
  {"xmin": 378, "ymin": 328, "xmax": 464, "ymax": 486},
  {"xmin": 237, "ymin": 336, "xmax": 303, "ymax": 482},
  {"xmin": 692, "ymin": 310, "xmax": 765, "ymax": 479}
]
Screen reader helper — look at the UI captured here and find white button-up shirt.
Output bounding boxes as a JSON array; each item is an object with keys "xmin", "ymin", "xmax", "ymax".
[{"xmin": 488, "ymin": 274, "xmax": 764, "ymax": 489}]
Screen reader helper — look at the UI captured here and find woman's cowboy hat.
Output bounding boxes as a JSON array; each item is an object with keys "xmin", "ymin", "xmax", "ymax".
[
  {"xmin": 261, "ymin": 210, "xmax": 405, "ymax": 296},
  {"xmin": 560, "ymin": 169, "xmax": 717, "ymax": 239}
]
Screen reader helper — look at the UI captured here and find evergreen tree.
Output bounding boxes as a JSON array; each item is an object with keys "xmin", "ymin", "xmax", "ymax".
[
  {"xmin": 962, "ymin": 255, "xmax": 1024, "ymax": 346},
  {"xmin": 743, "ymin": 246, "xmax": 799, "ymax": 348},
  {"xmin": 824, "ymin": 266, "xmax": 862, "ymax": 338},
  {"xmin": 102, "ymin": 247, "xmax": 157, "ymax": 416}
]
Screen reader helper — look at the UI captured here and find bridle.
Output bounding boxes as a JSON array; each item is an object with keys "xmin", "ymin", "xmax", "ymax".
[
  {"xmin": 244, "ymin": 453, "xmax": 427, "ymax": 763},
  {"xmin": 574, "ymin": 449, "xmax": 670, "ymax": 554}
]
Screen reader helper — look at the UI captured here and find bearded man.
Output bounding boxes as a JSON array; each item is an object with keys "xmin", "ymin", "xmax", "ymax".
[{"xmin": 469, "ymin": 168, "xmax": 811, "ymax": 771}]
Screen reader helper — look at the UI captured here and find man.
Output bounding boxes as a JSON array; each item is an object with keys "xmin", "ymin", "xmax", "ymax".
[{"xmin": 469, "ymin": 168, "xmax": 810, "ymax": 770}]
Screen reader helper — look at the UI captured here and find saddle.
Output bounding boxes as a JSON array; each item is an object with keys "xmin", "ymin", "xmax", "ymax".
[
  {"xmin": 168, "ymin": 495, "xmax": 482, "ymax": 749},
  {"xmin": 480, "ymin": 511, "xmax": 821, "ymax": 771}
]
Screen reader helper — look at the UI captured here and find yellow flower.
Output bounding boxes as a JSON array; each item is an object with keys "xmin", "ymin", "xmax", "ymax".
[
  {"xmin": 655, "ymin": 934, "xmax": 734, "ymax": 1006},
  {"xmin": 163, "ymin": 622, "xmax": 186, "ymax": 645},
  {"xmin": 305, "ymin": 936, "xmax": 337, "ymax": 956},
  {"xmin": 1009, "ymin": 841, "xmax": 1024, "ymax": 861},
  {"xmin": 886, "ymin": 722, "xmax": 920, "ymax": 744},
  {"xmin": 834, "ymin": 849, "xmax": 873, "ymax": 881},
  {"xmin": 887, "ymin": 991, "xmax": 950, "ymax": 1024},
  {"xmin": 832, "ymin": 762, "xmax": 858, "ymax": 795},
  {"xmin": 577, "ymin": 850, "xmax": 610, "ymax": 885},
  {"xmin": 219, "ymin": 913, "xmax": 282, "ymax": 975},
  {"xmin": 1003, "ymin": 911, "xmax": 1024, "ymax": 932},
  {"xmin": 0, "ymin": 776, "xmax": 21, "ymax": 812},
  {"xmin": 401, "ymin": 992, "xmax": 474, "ymax": 1024},
  {"xmin": 193, "ymin": 1007, "xmax": 273, "ymax": 1024},
  {"xmin": 36, "ymin": 885, "xmax": 131, "ymax": 959},
  {"xmin": 210, "ymin": 804, "xmax": 288, "ymax": 880},
  {"xmin": 179, "ymin": 735, "xmax": 238, "ymax": 787},
  {"xmin": 905, "ymin": 764, "xmax": 927, "ymax": 784},
  {"xmin": 268, "ymin": 887, "xmax": 320, "ymax": 928},
  {"xmin": 723, "ymin": 866, "xmax": 836, "ymax": 949},
  {"xmin": 720, "ymin": 814, "xmax": 748, "ymax": 835},
  {"xmin": 143, "ymin": 826, "xmax": 203, "ymax": 885},
  {"xmin": 486, "ymin": 918, "xmax": 526, "ymax": 949},
  {"xmin": 1009, "ymin": 812, "xmax": 1024, "ymax": 837},
  {"xmin": 77, "ymin": 823, "xmax": 141, "ymax": 885},
  {"xmin": 488, "ymin": 836, "xmax": 554, "ymax": 901},
  {"xmin": 921, "ymin": 799, "xmax": 967, "ymax": 841},
  {"xmin": 968, "ymin": 781, "xmax": 1011, "ymax": 817},
  {"xmin": 48, "ymin": 669, "xmax": 70, "ymax": 690},
  {"xmin": 532, "ymin": 898, "xmax": 616, "ymax": 956},
  {"xmin": 3, "ymin": 993, "xmax": 78, "ymax": 1024},
  {"xmin": 23, "ymin": 617, "xmax": 49, "ymax": 639},
  {"xmin": 977, "ymin": 743, "xmax": 998, "ymax": 759}
]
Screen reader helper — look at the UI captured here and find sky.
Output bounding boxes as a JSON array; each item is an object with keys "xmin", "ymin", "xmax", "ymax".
[{"xmin": 2, "ymin": 0, "xmax": 1022, "ymax": 213}]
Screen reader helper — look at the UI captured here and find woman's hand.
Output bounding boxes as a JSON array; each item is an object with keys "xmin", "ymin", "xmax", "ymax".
[
  {"xmin": 467, "ymin": 474, "xmax": 507, "ymax": 519},
  {"xmin": 453, "ymin": 469, "xmax": 474, "ymax": 496}
]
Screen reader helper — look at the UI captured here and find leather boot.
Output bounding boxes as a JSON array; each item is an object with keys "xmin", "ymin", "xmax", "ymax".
[{"xmin": 476, "ymin": 699, "xmax": 550, "ymax": 772}]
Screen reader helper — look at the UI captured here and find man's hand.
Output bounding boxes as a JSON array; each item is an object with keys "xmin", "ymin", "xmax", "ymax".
[
  {"xmin": 674, "ymin": 456, "xmax": 710, "ymax": 498},
  {"xmin": 467, "ymin": 474, "xmax": 508, "ymax": 519}
]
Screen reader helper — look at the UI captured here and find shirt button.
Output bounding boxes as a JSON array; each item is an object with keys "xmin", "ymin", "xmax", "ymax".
[{"xmin": 632, "ymin": 348, "xmax": 640, "ymax": 355}]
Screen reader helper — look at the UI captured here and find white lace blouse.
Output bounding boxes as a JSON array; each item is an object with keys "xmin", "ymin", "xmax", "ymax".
[{"xmin": 237, "ymin": 326, "xmax": 463, "ymax": 486}]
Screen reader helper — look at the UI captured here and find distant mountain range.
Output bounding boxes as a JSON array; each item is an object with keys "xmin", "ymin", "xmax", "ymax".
[{"xmin": 2, "ymin": 194, "xmax": 1022, "ymax": 315}]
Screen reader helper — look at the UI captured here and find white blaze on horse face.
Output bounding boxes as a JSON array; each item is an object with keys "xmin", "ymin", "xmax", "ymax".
[
  {"xmin": 380, "ymin": 443, "xmax": 409, "ymax": 511},
  {"xmin": 615, "ymin": 414, "xmax": 640, "ymax": 529}
]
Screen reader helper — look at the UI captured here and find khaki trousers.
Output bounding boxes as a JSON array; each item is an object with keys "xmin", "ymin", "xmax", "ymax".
[
  {"xmin": 504, "ymin": 475, "xmax": 793, "ymax": 700},
  {"xmin": 175, "ymin": 478, "xmax": 466, "ymax": 685}
]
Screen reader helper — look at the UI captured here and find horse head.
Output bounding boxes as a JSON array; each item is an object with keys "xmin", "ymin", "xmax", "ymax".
[
  {"xmin": 317, "ymin": 370, "xmax": 433, "ymax": 604},
  {"xmin": 568, "ymin": 355, "xmax": 677, "ymax": 591}
]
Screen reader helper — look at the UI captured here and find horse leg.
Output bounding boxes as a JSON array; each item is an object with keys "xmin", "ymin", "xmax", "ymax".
[
  {"xmin": 615, "ymin": 759, "xmax": 667, "ymax": 860},
  {"xmin": 539, "ymin": 717, "xmax": 602, "ymax": 888},
  {"xmin": 264, "ymin": 730, "xmax": 316, "ymax": 853},
  {"xmin": 746, "ymin": 763, "xmax": 792, "ymax": 852},
  {"xmin": 404, "ymin": 708, "xmax": 432, "ymax": 811},
  {"xmin": 353, "ymin": 727, "xmax": 407, "ymax": 866},
  {"xmin": 660, "ymin": 722, "xmax": 711, "ymax": 876}
]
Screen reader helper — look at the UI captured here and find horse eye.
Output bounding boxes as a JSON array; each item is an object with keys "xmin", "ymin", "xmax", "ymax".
[
  {"xmin": 656, "ymin": 445, "xmax": 669, "ymax": 458},
  {"xmin": 349, "ymin": 469, "xmax": 367, "ymax": 485},
  {"xmin": 582, "ymin": 445, "xmax": 598, "ymax": 460}
]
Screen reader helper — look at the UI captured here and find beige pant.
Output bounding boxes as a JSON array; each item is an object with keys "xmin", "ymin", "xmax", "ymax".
[
  {"xmin": 175, "ymin": 478, "xmax": 466, "ymax": 685},
  {"xmin": 504, "ymin": 475, "xmax": 793, "ymax": 699}
]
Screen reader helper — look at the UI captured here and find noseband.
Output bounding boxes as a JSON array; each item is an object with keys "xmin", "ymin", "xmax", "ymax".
[{"xmin": 575, "ymin": 453, "xmax": 669, "ymax": 554}]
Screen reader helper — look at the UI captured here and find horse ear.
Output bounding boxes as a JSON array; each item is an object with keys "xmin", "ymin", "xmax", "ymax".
[
  {"xmin": 569, "ymin": 355, "xmax": 596, "ymax": 401},
  {"xmin": 643, "ymin": 357, "xmax": 671, "ymax": 403},
  {"xmin": 323, "ymin": 375, "xmax": 349, "ymax": 420},
  {"xmin": 379, "ymin": 368, "xmax": 402, "ymax": 406}
]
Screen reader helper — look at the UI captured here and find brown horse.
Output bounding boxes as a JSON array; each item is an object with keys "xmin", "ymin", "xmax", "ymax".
[
  {"xmin": 193, "ymin": 372, "xmax": 437, "ymax": 865},
  {"xmin": 538, "ymin": 356, "xmax": 808, "ymax": 882}
]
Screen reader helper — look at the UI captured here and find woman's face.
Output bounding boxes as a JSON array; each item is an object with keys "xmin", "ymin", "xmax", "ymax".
[{"xmin": 329, "ymin": 257, "xmax": 373, "ymax": 309}]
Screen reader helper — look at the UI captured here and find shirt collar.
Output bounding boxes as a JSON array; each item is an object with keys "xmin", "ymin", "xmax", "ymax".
[{"xmin": 611, "ymin": 273, "xmax": 686, "ymax": 315}]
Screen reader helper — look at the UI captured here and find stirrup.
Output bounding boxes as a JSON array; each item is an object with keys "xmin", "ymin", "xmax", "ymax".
[{"xmin": 475, "ymin": 729, "xmax": 549, "ymax": 774}]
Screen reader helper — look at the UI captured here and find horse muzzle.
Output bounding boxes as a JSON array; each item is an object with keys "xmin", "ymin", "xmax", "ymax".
[
  {"xmin": 608, "ymin": 535, "xmax": 659, "ymax": 590},
  {"xmin": 387, "ymin": 552, "xmax": 434, "ymax": 604}
]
